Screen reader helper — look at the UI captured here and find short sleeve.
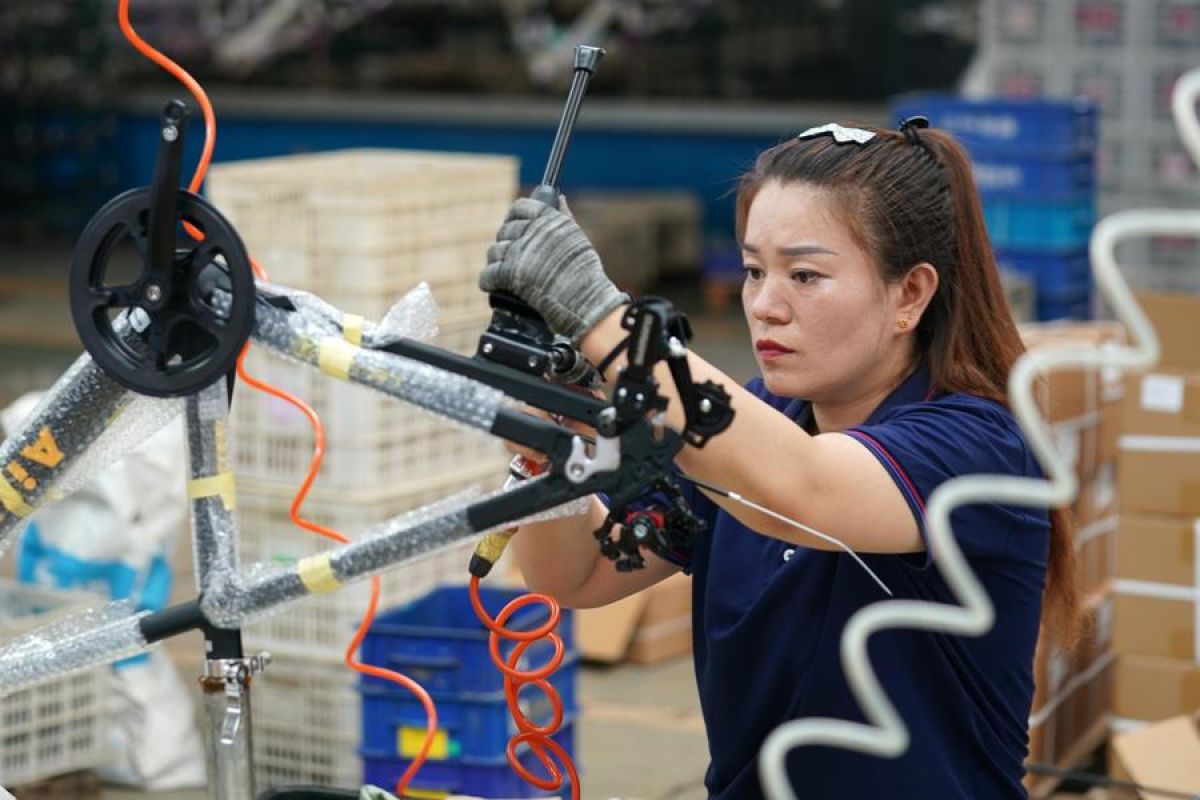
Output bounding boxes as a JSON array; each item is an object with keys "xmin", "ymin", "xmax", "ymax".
[{"xmin": 844, "ymin": 395, "xmax": 1047, "ymax": 566}]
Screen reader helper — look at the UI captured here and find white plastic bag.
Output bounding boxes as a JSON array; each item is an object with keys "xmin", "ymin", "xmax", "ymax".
[{"xmin": 1, "ymin": 392, "xmax": 206, "ymax": 789}]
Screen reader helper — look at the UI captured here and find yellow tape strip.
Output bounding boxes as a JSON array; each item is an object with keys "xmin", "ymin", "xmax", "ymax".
[
  {"xmin": 318, "ymin": 338, "xmax": 357, "ymax": 381},
  {"xmin": 342, "ymin": 314, "xmax": 364, "ymax": 346},
  {"xmin": 297, "ymin": 554, "xmax": 341, "ymax": 595},
  {"xmin": 188, "ymin": 472, "xmax": 237, "ymax": 511},
  {"xmin": 399, "ymin": 726, "xmax": 450, "ymax": 759},
  {"xmin": 404, "ymin": 790, "xmax": 447, "ymax": 800},
  {"xmin": 0, "ymin": 476, "xmax": 33, "ymax": 518}
]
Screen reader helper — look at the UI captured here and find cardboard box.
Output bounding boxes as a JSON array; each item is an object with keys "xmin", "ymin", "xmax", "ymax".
[
  {"xmin": 1114, "ymin": 654, "xmax": 1200, "ymax": 723},
  {"xmin": 1120, "ymin": 368, "xmax": 1200, "ymax": 438},
  {"xmin": 1111, "ymin": 715, "xmax": 1200, "ymax": 795},
  {"xmin": 1112, "ymin": 592, "xmax": 1196, "ymax": 661},
  {"xmin": 1027, "ymin": 646, "xmax": 1114, "ymax": 774},
  {"xmin": 628, "ymin": 573, "xmax": 693, "ymax": 665},
  {"xmin": 1075, "ymin": 522, "xmax": 1116, "ymax": 599},
  {"xmin": 1115, "ymin": 513, "xmax": 1196, "ymax": 588},
  {"xmin": 1020, "ymin": 321, "xmax": 1127, "ymax": 423},
  {"xmin": 1030, "ymin": 592, "xmax": 1113, "ymax": 766},
  {"xmin": 1072, "ymin": 465, "xmax": 1117, "ymax": 597},
  {"xmin": 1097, "ymin": 401, "xmax": 1121, "ymax": 466},
  {"xmin": 1117, "ymin": 443, "xmax": 1200, "ymax": 516},
  {"xmin": 1075, "ymin": 462, "xmax": 1118, "ymax": 529},
  {"xmin": 1137, "ymin": 291, "xmax": 1200, "ymax": 373},
  {"xmin": 576, "ymin": 573, "xmax": 692, "ymax": 664}
]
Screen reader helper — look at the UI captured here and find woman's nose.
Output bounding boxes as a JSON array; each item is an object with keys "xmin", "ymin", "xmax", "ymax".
[{"xmin": 746, "ymin": 278, "xmax": 791, "ymax": 324}]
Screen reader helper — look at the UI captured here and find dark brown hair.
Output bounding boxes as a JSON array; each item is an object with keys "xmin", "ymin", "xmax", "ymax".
[{"xmin": 735, "ymin": 124, "xmax": 1079, "ymax": 647}]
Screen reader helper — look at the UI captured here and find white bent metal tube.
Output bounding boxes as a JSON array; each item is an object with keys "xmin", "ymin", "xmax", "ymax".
[{"xmin": 758, "ymin": 68, "xmax": 1200, "ymax": 800}]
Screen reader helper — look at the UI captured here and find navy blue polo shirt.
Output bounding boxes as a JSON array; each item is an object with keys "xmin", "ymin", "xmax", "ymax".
[{"xmin": 676, "ymin": 366, "xmax": 1049, "ymax": 799}]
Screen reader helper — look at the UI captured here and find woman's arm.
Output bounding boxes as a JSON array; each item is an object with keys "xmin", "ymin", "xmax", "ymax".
[
  {"xmin": 508, "ymin": 495, "xmax": 680, "ymax": 608},
  {"xmin": 581, "ymin": 308, "xmax": 924, "ymax": 555}
]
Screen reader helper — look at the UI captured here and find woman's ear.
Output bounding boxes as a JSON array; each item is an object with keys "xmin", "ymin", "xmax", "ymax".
[{"xmin": 895, "ymin": 262, "xmax": 939, "ymax": 331}]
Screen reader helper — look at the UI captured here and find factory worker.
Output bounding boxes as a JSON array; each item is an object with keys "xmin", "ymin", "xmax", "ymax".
[{"xmin": 481, "ymin": 120, "xmax": 1075, "ymax": 799}]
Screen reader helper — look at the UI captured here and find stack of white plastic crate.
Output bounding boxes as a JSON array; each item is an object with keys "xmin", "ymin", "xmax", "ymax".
[
  {"xmin": 206, "ymin": 149, "xmax": 517, "ymax": 790},
  {"xmin": 0, "ymin": 581, "xmax": 109, "ymax": 789},
  {"xmin": 975, "ymin": 0, "xmax": 1200, "ymax": 292}
]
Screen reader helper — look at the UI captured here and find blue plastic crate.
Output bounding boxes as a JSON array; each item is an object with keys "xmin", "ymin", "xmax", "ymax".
[
  {"xmin": 995, "ymin": 249, "xmax": 1093, "ymax": 293},
  {"xmin": 359, "ymin": 585, "xmax": 574, "ymax": 695},
  {"xmin": 702, "ymin": 246, "xmax": 744, "ymax": 280},
  {"xmin": 360, "ymin": 657, "xmax": 579, "ymax": 761},
  {"xmin": 361, "ymin": 724, "xmax": 575, "ymax": 798},
  {"xmin": 890, "ymin": 95, "xmax": 1097, "ymax": 158},
  {"xmin": 983, "ymin": 196, "xmax": 1095, "ymax": 251},
  {"xmin": 1037, "ymin": 286, "xmax": 1093, "ymax": 321},
  {"xmin": 972, "ymin": 154, "xmax": 1096, "ymax": 198}
]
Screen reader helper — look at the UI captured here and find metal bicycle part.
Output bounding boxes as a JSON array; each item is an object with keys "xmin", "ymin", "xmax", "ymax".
[
  {"xmin": 482, "ymin": 43, "xmax": 606, "ymax": 375},
  {"xmin": 69, "ymin": 187, "xmax": 255, "ymax": 397}
]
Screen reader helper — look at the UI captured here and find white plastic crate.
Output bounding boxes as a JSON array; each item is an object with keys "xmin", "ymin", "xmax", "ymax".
[
  {"xmin": 206, "ymin": 149, "xmax": 517, "ymax": 320},
  {"xmin": 236, "ymin": 469, "xmax": 503, "ymax": 660},
  {"xmin": 253, "ymin": 717, "xmax": 360, "ymax": 790},
  {"xmin": 231, "ymin": 312, "xmax": 506, "ymax": 490},
  {"xmin": 0, "ymin": 582, "xmax": 108, "ymax": 786},
  {"xmin": 251, "ymin": 658, "xmax": 360, "ymax": 736},
  {"xmin": 1156, "ymin": 0, "xmax": 1200, "ymax": 48}
]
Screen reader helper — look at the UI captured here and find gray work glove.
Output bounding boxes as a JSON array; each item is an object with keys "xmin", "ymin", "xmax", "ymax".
[{"xmin": 480, "ymin": 197, "xmax": 627, "ymax": 343}]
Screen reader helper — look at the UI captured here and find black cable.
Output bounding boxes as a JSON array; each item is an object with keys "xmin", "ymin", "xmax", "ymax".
[
  {"xmin": 1026, "ymin": 761, "xmax": 1199, "ymax": 799},
  {"xmin": 594, "ymin": 333, "xmax": 632, "ymax": 378}
]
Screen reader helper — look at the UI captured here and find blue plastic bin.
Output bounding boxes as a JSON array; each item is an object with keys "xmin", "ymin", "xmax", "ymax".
[
  {"xmin": 995, "ymin": 249, "xmax": 1093, "ymax": 294},
  {"xmin": 890, "ymin": 95, "xmax": 1098, "ymax": 157},
  {"xmin": 972, "ymin": 154, "xmax": 1096, "ymax": 198},
  {"xmin": 1036, "ymin": 286, "xmax": 1093, "ymax": 321},
  {"xmin": 360, "ymin": 658, "xmax": 579, "ymax": 761},
  {"xmin": 983, "ymin": 196, "xmax": 1095, "ymax": 251},
  {"xmin": 361, "ymin": 724, "xmax": 576, "ymax": 799},
  {"xmin": 359, "ymin": 585, "xmax": 574, "ymax": 695},
  {"xmin": 702, "ymin": 246, "xmax": 744, "ymax": 282}
]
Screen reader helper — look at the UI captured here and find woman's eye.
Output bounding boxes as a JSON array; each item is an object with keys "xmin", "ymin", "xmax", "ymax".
[
  {"xmin": 792, "ymin": 270, "xmax": 820, "ymax": 285},
  {"xmin": 743, "ymin": 266, "xmax": 763, "ymax": 281}
]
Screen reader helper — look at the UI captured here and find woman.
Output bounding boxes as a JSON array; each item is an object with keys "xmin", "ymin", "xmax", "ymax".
[{"xmin": 480, "ymin": 120, "xmax": 1077, "ymax": 799}]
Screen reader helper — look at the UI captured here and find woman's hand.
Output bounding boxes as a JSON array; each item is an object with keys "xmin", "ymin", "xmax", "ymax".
[
  {"xmin": 479, "ymin": 198, "xmax": 627, "ymax": 343},
  {"xmin": 503, "ymin": 388, "xmax": 604, "ymax": 471}
]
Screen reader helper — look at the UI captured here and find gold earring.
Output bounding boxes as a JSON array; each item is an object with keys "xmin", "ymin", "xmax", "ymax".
[{"xmin": 898, "ymin": 318, "xmax": 910, "ymax": 330}]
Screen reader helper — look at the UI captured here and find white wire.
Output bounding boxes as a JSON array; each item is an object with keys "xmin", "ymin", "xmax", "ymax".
[
  {"xmin": 688, "ymin": 477, "xmax": 893, "ymax": 597},
  {"xmin": 759, "ymin": 68, "xmax": 1200, "ymax": 799}
]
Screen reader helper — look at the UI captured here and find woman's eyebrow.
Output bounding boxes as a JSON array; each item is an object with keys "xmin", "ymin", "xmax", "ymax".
[{"xmin": 740, "ymin": 241, "xmax": 838, "ymax": 257}]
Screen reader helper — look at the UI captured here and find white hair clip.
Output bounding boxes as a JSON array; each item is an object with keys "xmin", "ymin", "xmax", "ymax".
[{"xmin": 796, "ymin": 123, "xmax": 876, "ymax": 145}]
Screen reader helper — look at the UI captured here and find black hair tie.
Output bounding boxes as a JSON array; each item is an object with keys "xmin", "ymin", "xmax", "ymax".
[{"xmin": 898, "ymin": 115, "xmax": 930, "ymax": 147}]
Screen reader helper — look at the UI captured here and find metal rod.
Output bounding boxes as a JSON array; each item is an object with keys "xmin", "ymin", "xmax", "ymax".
[{"xmin": 539, "ymin": 45, "xmax": 605, "ymax": 189}]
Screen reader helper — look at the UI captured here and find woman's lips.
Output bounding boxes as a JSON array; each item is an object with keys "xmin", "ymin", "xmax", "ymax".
[{"xmin": 755, "ymin": 339, "xmax": 794, "ymax": 360}]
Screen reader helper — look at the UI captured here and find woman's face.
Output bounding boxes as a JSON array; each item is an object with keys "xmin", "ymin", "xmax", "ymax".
[{"xmin": 740, "ymin": 179, "xmax": 901, "ymax": 402}]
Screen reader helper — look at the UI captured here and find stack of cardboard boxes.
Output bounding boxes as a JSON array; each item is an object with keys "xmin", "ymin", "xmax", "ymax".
[
  {"xmin": 1113, "ymin": 292, "xmax": 1200, "ymax": 728},
  {"xmin": 1020, "ymin": 320, "xmax": 1125, "ymax": 789}
]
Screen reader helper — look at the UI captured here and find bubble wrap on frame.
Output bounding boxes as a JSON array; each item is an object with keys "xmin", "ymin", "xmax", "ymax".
[
  {"xmin": 186, "ymin": 383, "xmax": 241, "ymax": 591},
  {"xmin": 55, "ymin": 394, "xmax": 183, "ymax": 498},
  {"xmin": 266, "ymin": 280, "xmax": 442, "ymax": 348},
  {"xmin": 201, "ymin": 479, "xmax": 596, "ymax": 629},
  {"xmin": 248, "ymin": 291, "xmax": 505, "ymax": 432},
  {"xmin": 200, "ymin": 489, "xmax": 481, "ymax": 628},
  {"xmin": 0, "ymin": 351, "xmax": 136, "ymax": 556},
  {"xmin": 0, "ymin": 600, "xmax": 149, "ymax": 696}
]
